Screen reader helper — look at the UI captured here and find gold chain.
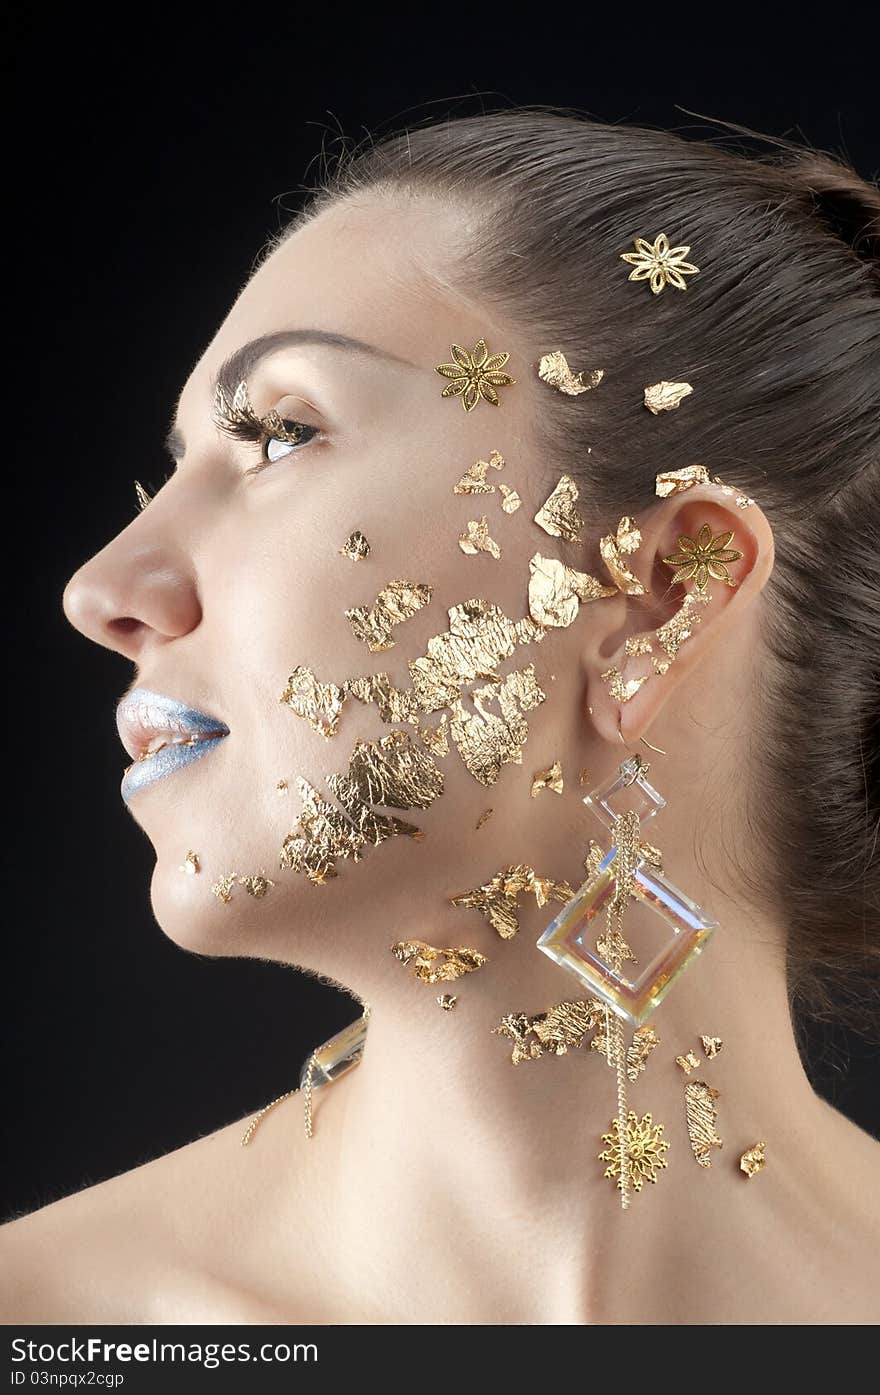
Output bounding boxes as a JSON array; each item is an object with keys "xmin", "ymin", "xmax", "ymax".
[{"xmin": 604, "ymin": 808, "xmax": 641, "ymax": 1210}]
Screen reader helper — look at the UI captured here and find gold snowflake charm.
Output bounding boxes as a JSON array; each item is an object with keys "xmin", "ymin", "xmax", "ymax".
[
  {"xmin": 620, "ymin": 232, "xmax": 700, "ymax": 295},
  {"xmin": 599, "ymin": 1111, "xmax": 670, "ymax": 1192},
  {"xmin": 662, "ymin": 524, "xmax": 743, "ymax": 594},
  {"xmin": 435, "ymin": 339, "xmax": 515, "ymax": 411}
]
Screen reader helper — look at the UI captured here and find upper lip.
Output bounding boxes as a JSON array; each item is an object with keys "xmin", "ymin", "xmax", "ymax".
[{"xmin": 116, "ymin": 688, "xmax": 230, "ymax": 761}]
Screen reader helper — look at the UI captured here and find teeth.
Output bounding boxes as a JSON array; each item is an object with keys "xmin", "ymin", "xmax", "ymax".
[{"xmin": 137, "ymin": 732, "xmax": 208, "ymax": 761}]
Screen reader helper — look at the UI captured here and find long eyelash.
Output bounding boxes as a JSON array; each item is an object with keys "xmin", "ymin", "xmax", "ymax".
[{"xmin": 212, "ymin": 379, "xmax": 306, "ymax": 448}]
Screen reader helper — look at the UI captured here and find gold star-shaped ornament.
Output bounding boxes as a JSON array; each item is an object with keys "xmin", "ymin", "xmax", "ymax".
[
  {"xmin": 620, "ymin": 232, "xmax": 700, "ymax": 295},
  {"xmin": 435, "ymin": 339, "xmax": 515, "ymax": 412},
  {"xmin": 599, "ymin": 1111, "xmax": 670, "ymax": 1193},
  {"xmin": 663, "ymin": 524, "xmax": 743, "ymax": 594}
]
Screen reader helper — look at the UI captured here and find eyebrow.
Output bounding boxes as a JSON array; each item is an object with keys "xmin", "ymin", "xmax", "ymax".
[{"xmin": 164, "ymin": 328, "xmax": 416, "ymax": 463}]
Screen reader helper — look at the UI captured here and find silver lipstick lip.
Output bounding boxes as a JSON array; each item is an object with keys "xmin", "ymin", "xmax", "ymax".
[{"xmin": 116, "ymin": 687, "xmax": 230, "ymax": 761}]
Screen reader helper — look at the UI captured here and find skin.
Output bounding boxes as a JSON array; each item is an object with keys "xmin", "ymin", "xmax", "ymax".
[{"xmin": 3, "ymin": 193, "xmax": 879, "ymax": 1324}]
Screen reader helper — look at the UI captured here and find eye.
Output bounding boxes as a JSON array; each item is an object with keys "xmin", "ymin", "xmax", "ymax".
[{"xmin": 261, "ymin": 418, "xmax": 321, "ymax": 465}]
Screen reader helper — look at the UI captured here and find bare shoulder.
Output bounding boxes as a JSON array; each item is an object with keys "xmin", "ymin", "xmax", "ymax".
[{"xmin": 0, "ymin": 1094, "xmax": 312, "ymax": 1324}]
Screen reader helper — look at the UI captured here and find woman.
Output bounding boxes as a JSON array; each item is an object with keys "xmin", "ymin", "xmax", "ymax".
[{"xmin": 3, "ymin": 110, "xmax": 878, "ymax": 1324}]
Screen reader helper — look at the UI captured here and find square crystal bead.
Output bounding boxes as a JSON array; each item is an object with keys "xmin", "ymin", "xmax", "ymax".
[
  {"xmin": 582, "ymin": 758, "xmax": 666, "ymax": 832},
  {"xmin": 536, "ymin": 848, "xmax": 718, "ymax": 1025}
]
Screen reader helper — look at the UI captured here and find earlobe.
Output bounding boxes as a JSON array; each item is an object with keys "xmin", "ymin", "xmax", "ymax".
[{"xmin": 584, "ymin": 486, "xmax": 775, "ymax": 746}]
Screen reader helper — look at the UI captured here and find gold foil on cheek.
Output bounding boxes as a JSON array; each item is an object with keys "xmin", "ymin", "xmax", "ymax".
[
  {"xmin": 179, "ymin": 850, "xmax": 200, "ymax": 875},
  {"xmin": 449, "ymin": 665, "xmax": 546, "ymax": 786},
  {"xmin": 345, "ymin": 579, "xmax": 434, "ymax": 652},
  {"xmin": 327, "ymin": 732, "xmax": 443, "ymax": 848},
  {"xmin": 528, "ymin": 553, "xmax": 617, "ymax": 628},
  {"xmin": 676, "ymin": 1051, "xmax": 701, "ymax": 1075},
  {"xmin": 280, "ymin": 779, "xmax": 366, "ymax": 884},
  {"xmin": 418, "ymin": 715, "xmax": 450, "ymax": 757},
  {"xmin": 212, "ymin": 873, "xmax": 238, "ymax": 904},
  {"xmin": 344, "ymin": 674, "xmax": 420, "ymax": 727},
  {"xmin": 390, "ymin": 939, "xmax": 488, "ymax": 984},
  {"xmin": 534, "ymin": 475, "xmax": 586, "ymax": 543},
  {"xmin": 280, "ymin": 666, "xmax": 347, "ymax": 739},
  {"xmin": 451, "ymin": 863, "xmax": 572, "ymax": 939},
  {"xmin": 459, "ymin": 517, "xmax": 502, "ymax": 559},
  {"xmin": 740, "ymin": 1142, "xmax": 767, "ymax": 1178},
  {"xmin": 239, "ymin": 872, "xmax": 275, "ymax": 899},
  {"xmin": 685, "ymin": 1081, "xmax": 723, "ymax": 1167},
  {"xmin": 339, "ymin": 530, "xmax": 371, "ymax": 561},
  {"xmin": 453, "ymin": 450, "xmax": 505, "ymax": 494},
  {"xmin": 408, "ymin": 600, "xmax": 523, "ymax": 713},
  {"xmin": 701, "ymin": 1035, "xmax": 723, "ymax": 1058},
  {"xmin": 531, "ymin": 761, "xmax": 563, "ymax": 797},
  {"xmin": 537, "ymin": 351, "xmax": 604, "ymax": 396},
  {"xmin": 644, "ymin": 381, "xmax": 693, "ymax": 414},
  {"xmin": 600, "ymin": 517, "xmax": 647, "ymax": 595},
  {"xmin": 655, "ymin": 464, "xmax": 710, "ymax": 496},
  {"xmin": 499, "ymin": 483, "xmax": 521, "ymax": 513}
]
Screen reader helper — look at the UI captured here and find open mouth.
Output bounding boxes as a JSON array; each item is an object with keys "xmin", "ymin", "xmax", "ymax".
[{"xmin": 116, "ymin": 688, "xmax": 230, "ymax": 802}]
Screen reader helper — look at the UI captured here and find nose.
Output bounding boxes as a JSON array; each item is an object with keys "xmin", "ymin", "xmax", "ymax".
[{"xmin": 63, "ymin": 523, "xmax": 202, "ymax": 662}]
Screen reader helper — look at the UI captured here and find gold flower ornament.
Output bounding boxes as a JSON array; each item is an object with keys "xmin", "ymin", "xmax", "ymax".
[
  {"xmin": 435, "ymin": 339, "xmax": 515, "ymax": 411},
  {"xmin": 620, "ymin": 232, "xmax": 700, "ymax": 295},
  {"xmin": 662, "ymin": 524, "xmax": 743, "ymax": 594}
]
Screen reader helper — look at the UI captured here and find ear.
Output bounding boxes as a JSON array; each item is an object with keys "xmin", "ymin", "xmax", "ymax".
[{"xmin": 582, "ymin": 485, "xmax": 775, "ymax": 746}]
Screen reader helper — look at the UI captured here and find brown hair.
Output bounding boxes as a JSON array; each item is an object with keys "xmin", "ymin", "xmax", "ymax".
[{"xmin": 266, "ymin": 109, "xmax": 880, "ymax": 1033}]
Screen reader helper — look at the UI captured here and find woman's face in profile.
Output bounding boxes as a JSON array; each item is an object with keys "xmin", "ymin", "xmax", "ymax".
[{"xmin": 62, "ymin": 195, "xmax": 594, "ymax": 980}]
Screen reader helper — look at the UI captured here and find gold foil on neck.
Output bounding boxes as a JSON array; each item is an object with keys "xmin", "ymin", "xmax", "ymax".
[
  {"xmin": 239, "ymin": 872, "xmax": 275, "ymax": 898},
  {"xmin": 493, "ymin": 999, "xmax": 604, "ymax": 1063},
  {"xmin": 499, "ymin": 483, "xmax": 522, "ymax": 513},
  {"xmin": 459, "ymin": 517, "xmax": 502, "ymax": 559},
  {"xmin": 685, "ymin": 1080, "xmax": 723, "ymax": 1167},
  {"xmin": 179, "ymin": 850, "xmax": 200, "ymax": 875},
  {"xmin": 419, "ymin": 715, "xmax": 450, "ymax": 756},
  {"xmin": 276, "ymin": 780, "xmax": 289, "ymax": 794},
  {"xmin": 676, "ymin": 1051, "xmax": 702, "ymax": 1075},
  {"xmin": 345, "ymin": 579, "xmax": 433, "ymax": 651},
  {"xmin": 449, "ymin": 665, "xmax": 546, "ymax": 785},
  {"xmin": 437, "ymin": 994, "xmax": 457, "ymax": 1010},
  {"xmin": 528, "ymin": 553, "xmax": 617, "ymax": 628},
  {"xmin": 644, "ymin": 381, "xmax": 693, "ymax": 414},
  {"xmin": 453, "ymin": 450, "xmax": 505, "ymax": 494},
  {"xmin": 655, "ymin": 464, "xmax": 710, "ymax": 496},
  {"xmin": 451, "ymin": 863, "xmax": 571, "ymax": 939},
  {"xmin": 739, "ymin": 1141, "xmax": 767, "ymax": 1178},
  {"xmin": 475, "ymin": 808, "xmax": 494, "ymax": 830},
  {"xmin": 280, "ymin": 666, "xmax": 347, "ymax": 739},
  {"xmin": 391, "ymin": 939, "xmax": 488, "ymax": 984},
  {"xmin": 701, "ymin": 1035, "xmax": 723, "ymax": 1058},
  {"xmin": 626, "ymin": 1026, "xmax": 660, "ymax": 1081},
  {"xmin": 531, "ymin": 760, "xmax": 564, "ymax": 797},
  {"xmin": 537, "ymin": 351, "xmax": 604, "ymax": 396},
  {"xmin": 534, "ymin": 475, "xmax": 586, "ymax": 543},
  {"xmin": 600, "ymin": 516, "xmax": 647, "ymax": 595},
  {"xmin": 339, "ymin": 530, "xmax": 371, "ymax": 561}
]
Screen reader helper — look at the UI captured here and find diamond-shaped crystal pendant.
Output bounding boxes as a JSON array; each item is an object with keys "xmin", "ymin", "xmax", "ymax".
[{"xmin": 536, "ymin": 758, "xmax": 718, "ymax": 1025}]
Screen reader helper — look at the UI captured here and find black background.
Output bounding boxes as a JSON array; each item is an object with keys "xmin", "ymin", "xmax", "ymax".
[{"xmin": 5, "ymin": 16, "xmax": 878, "ymax": 1219}]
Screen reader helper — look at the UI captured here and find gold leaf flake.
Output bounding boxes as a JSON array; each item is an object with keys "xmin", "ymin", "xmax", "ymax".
[
  {"xmin": 685, "ymin": 1081, "xmax": 723, "ymax": 1167},
  {"xmin": 212, "ymin": 873, "xmax": 238, "ymax": 904},
  {"xmin": 700, "ymin": 1035, "xmax": 723, "ymax": 1058},
  {"xmin": 492, "ymin": 999, "xmax": 604, "ymax": 1063},
  {"xmin": 528, "ymin": 553, "xmax": 617, "ymax": 629},
  {"xmin": 449, "ymin": 665, "xmax": 546, "ymax": 785},
  {"xmin": 600, "ymin": 667, "xmax": 648, "ymax": 703},
  {"xmin": 459, "ymin": 517, "xmax": 502, "ymax": 559},
  {"xmin": 599, "ymin": 1111, "xmax": 670, "ymax": 1191},
  {"xmin": 625, "ymin": 635, "xmax": 654, "ymax": 656},
  {"xmin": 531, "ymin": 760, "xmax": 564, "ymax": 796},
  {"xmin": 451, "ymin": 863, "xmax": 570, "ymax": 939},
  {"xmin": 498, "ymin": 483, "xmax": 521, "ymax": 513},
  {"xmin": 579, "ymin": 768, "xmax": 591, "ymax": 787},
  {"xmin": 408, "ymin": 599, "xmax": 522, "ymax": 712},
  {"xmin": 600, "ymin": 516, "xmax": 647, "ymax": 595},
  {"xmin": 327, "ymin": 731, "xmax": 444, "ymax": 850},
  {"xmin": 654, "ymin": 592, "xmax": 705, "ymax": 664},
  {"xmin": 339, "ymin": 530, "xmax": 371, "ymax": 561},
  {"xmin": 344, "ymin": 673, "xmax": 420, "ymax": 726},
  {"xmin": 655, "ymin": 464, "xmax": 710, "ymax": 496},
  {"xmin": 437, "ymin": 994, "xmax": 457, "ymax": 1010},
  {"xmin": 418, "ymin": 714, "xmax": 450, "ymax": 756},
  {"xmin": 280, "ymin": 665, "xmax": 347, "ymax": 739},
  {"xmin": 676, "ymin": 1051, "xmax": 701, "ymax": 1075},
  {"xmin": 391, "ymin": 939, "xmax": 488, "ymax": 984},
  {"xmin": 584, "ymin": 839, "xmax": 606, "ymax": 878},
  {"xmin": 453, "ymin": 450, "xmax": 505, "ymax": 493},
  {"xmin": 644, "ymin": 381, "xmax": 693, "ymax": 414},
  {"xmin": 345, "ymin": 579, "xmax": 433, "ymax": 652},
  {"xmin": 475, "ymin": 808, "xmax": 494, "ymax": 830},
  {"xmin": 626, "ymin": 1026, "xmax": 660, "ymax": 1081},
  {"xmin": 740, "ymin": 1141, "xmax": 767, "ymax": 1178},
  {"xmin": 596, "ymin": 926, "xmax": 637, "ymax": 965},
  {"xmin": 134, "ymin": 480, "xmax": 152, "ymax": 511},
  {"xmin": 492, "ymin": 1012, "xmax": 544, "ymax": 1064},
  {"xmin": 534, "ymin": 475, "xmax": 585, "ymax": 543},
  {"xmin": 276, "ymin": 780, "xmax": 289, "ymax": 794},
  {"xmin": 179, "ymin": 850, "xmax": 200, "ymax": 875},
  {"xmin": 537, "ymin": 351, "xmax": 604, "ymax": 396},
  {"xmin": 712, "ymin": 475, "xmax": 755, "ymax": 509},
  {"xmin": 280, "ymin": 779, "xmax": 365, "ymax": 884},
  {"xmin": 238, "ymin": 872, "xmax": 275, "ymax": 899}
]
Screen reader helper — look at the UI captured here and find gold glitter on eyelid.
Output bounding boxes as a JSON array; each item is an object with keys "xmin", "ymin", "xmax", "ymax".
[
  {"xmin": 339, "ymin": 530, "xmax": 371, "ymax": 561},
  {"xmin": 644, "ymin": 381, "xmax": 693, "ymax": 414},
  {"xmin": 498, "ymin": 483, "xmax": 522, "ymax": 513},
  {"xmin": 475, "ymin": 808, "xmax": 494, "ymax": 830},
  {"xmin": 391, "ymin": 939, "xmax": 488, "ymax": 984},
  {"xmin": 280, "ymin": 666, "xmax": 347, "ymax": 739},
  {"xmin": 685, "ymin": 1081, "xmax": 723, "ymax": 1167},
  {"xmin": 179, "ymin": 850, "xmax": 200, "ymax": 875},
  {"xmin": 655, "ymin": 464, "xmax": 710, "ymax": 496},
  {"xmin": 676, "ymin": 1051, "xmax": 702, "ymax": 1075},
  {"xmin": 449, "ymin": 665, "xmax": 547, "ymax": 786},
  {"xmin": 600, "ymin": 516, "xmax": 647, "ymax": 595},
  {"xmin": 212, "ymin": 379, "xmax": 305, "ymax": 446},
  {"xmin": 451, "ymin": 863, "xmax": 572, "ymax": 939},
  {"xmin": 453, "ymin": 450, "xmax": 505, "ymax": 494},
  {"xmin": 534, "ymin": 475, "xmax": 586, "ymax": 543},
  {"xmin": 528, "ymin": 553, "xmax": 617, "ymax": 629},
  {"xmin": 345, "ymin": 579, "xmax": 434, "ymax": 652},
  {"xmin": 537, "ymin": 351, "xmax": 604, "ymax": 396},
  {"xmin": 459, "ymin": 517, "xmax": 502, "ymax": 559},
  {"xmin": 701, "ymin": 1035, "xmax": 723, "ymax": 1057},
  {"xmin": 740, "ymin": 1141, "xmax": 767, "ymax": 1178},
  {"xmin": 531, "ymin": 761, "xmax": 564, "ymax": 796}
]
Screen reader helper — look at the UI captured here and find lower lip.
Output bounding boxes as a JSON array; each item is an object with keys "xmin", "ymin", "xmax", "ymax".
[{"xmin": 121, "ymin": 735, "xmax": 228, "ymax": 802}]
